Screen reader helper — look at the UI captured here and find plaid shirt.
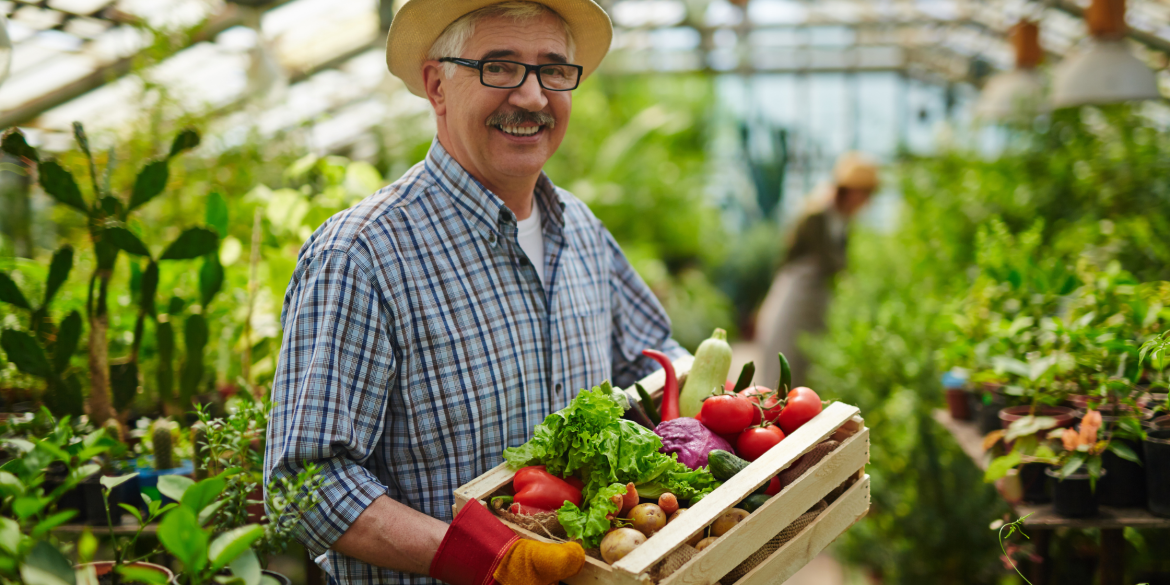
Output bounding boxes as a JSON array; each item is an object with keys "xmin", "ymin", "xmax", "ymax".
[{"xmin": 265, "ymin": 139, "xmax": 686, "ymax": 585}]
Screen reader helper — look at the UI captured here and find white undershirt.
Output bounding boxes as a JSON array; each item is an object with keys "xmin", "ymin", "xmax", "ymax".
[{"xmin": 516, "ymin": 201, "xmax": 546, "ymax": 288}]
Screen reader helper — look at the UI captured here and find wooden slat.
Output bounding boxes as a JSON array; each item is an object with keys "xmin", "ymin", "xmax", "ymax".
[
  {"xmin": 654, "ymin": 428, "xmax": 869, "ymax": 585},
  {"xmin": 453, "ymin": 463, "xmax": 515, "ymax": 512},
  {"xmin": 613, "ymin": 402, "xmax": 862, "ymax": 575},
  {"xmin": 734, "ymin": 476, "xmax": 871, "ymax": 585}
]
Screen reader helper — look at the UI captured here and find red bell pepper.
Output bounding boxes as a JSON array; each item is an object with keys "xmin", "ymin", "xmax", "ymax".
[
  {"xmin": 512, "ymin": 466, "xmax": 582, "ymax": 511},
  {"xmin": 642, "ymin": 349, "xmax": 679, "ymax": 421}
]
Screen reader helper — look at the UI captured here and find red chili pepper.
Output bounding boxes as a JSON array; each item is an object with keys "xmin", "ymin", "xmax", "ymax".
[
  {"xmin": 512, "ymin": 466, "xmax": 582, "ymax": 510},
  {"xmin": 642, "ymin": 349, "xmax": 680, "ymax": 421}
]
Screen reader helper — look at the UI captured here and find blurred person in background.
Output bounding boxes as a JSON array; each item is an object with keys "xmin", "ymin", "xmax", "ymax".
[{"xmin": 755, "ymin": 151, "xmax": 879, "ymax": 388}]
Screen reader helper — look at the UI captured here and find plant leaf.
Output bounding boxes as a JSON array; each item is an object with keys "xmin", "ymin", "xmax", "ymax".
[
  {"xmin": 160, "ymin": 228, "xmax": 219, "ymax": 261},
  {"xmin": 52, "ymin": 311, "xmax": 82, "ymax": 373},
  {"xmin": 0, "ymin": 272, "xmax": 30, "ymax": 310},
  {"xmin": 20, "ymin": 540, "xmax": 76, "ymax": 585},
  {"xmin": 43, "ymin": 246, "xmax": 74, "ymax": 307},
  {"xmin": 1060, "ymin": 451, "xmax": 1087, "ymax": 479},
  {"xmin": 114, "ymin": 565, "xmax": 168, "ymax": 585},
  {"xmin": 100, "ymin": 473, "xmax": 138, "ymax": 491},
  {"xmin": 984, "ymin": 451, "xmax": 1021, "ymax": 483},
  {"xmin": 181, "ymin": 477, "xmax": 225, "ymax": 513},
  {"xmin": 118, "ymin": 503, "xmax": 145, "ymax": 526},
  {"xmin": 206, "ymin": 192, "xmax": 229, "ymax": 237},
  {"xmin": 1, "ymin": 130, "xmax": 39, "ymax": 163},
  {"xmin": 1, "ymin": 329, "xmax": 52, "ymax": 378},
  {"xmin": 157, "ymin": 475, "xmax": 194, "ymax": 503},
  {"xmin": 140, "ymin": 261, "xmax": 159, "ymax": 315},
  {"xmin": 1107, "ymin": 441, "xmax": 1142, "ymax": 464},
  {"xmin": 158, "ymin": 506, "xmax": 208, "ymax": 573},
  {"xmin": 39, "ymin": 161, "xmax": 88, "ymax": 213},
  {"xmin": 103, "ymin": 227, "xmax": 151, "ymax": 257},
  {"xmin": 168, "ymin": 129, "xmax": 200, "ymax": 159},
  {"xmin": 208, "ymin": 524, "xmax": 265, "ymax": 570},
  {"xmin": 128, "ymin": 160, "xmax": 169, "ymax": 212},
  {"xmin": 31, "ymin": 510, "xmax": 78, "ymax": 538},
  {"xmin": 200, "ymin": 255, "xmax": 224, "ymax": 306},
  {"xmin": 228, "ymin": 548, "xmax": 262, "ymax": 585}
]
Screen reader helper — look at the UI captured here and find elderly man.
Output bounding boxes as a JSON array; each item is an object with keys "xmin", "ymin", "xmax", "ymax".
[{"xmin": 263, "ymin": 0, "xmax": 686, "ymax": 583}]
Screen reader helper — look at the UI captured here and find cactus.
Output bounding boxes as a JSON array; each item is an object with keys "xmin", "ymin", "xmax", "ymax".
[
  {"xmin": 102, "ymin": 418, "xmax": 126, "ymax": 443},
  {"xmin": 152, "ymin": 421, "xmax": 175, "ymax": 471},
  {"xmin": 191, "ymin": 423, "xmax": 209, "ymax": 480}
]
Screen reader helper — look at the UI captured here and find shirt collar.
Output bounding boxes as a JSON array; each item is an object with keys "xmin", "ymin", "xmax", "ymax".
[{"xmin": 425, "ymin": 138, "xmax": 566, "ymax": 236}]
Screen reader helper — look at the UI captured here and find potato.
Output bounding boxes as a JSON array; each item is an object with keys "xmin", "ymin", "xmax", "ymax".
[
  {"xmin": 629, "ymin": 503, "xmax": 667, "ymax": 537},
  {"xmin": 667, "ymin": 508, "xmax": 704, "ymax": 547},
  {"xmin": 695, "ymin": 536, "xmax": 719, "ymax": 551},
  {"xmin": 601, "ymin": 527, "xmax": 646, "ymax": 564},
  {"xmin": 710, "ymin": 508, "xmax": 750, "ymax": 537}
]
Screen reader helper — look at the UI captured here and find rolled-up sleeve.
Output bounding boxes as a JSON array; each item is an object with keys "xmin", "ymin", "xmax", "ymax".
[
  {"xmin": 264, "ymin": 247, "xmax": 396, "ymax": 556},
  {"xmin": 602, "ymin": 228, "xmax": 689, "ymax": 387}
]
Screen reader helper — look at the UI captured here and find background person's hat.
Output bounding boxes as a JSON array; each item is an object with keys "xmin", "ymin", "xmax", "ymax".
[
  {"xmin": 833, "ymin": 151, "xmax": 880, "ymax": 191},
  {"xmin": 387, "ymin": 0, "xmax": 613, "ymax": 98}
]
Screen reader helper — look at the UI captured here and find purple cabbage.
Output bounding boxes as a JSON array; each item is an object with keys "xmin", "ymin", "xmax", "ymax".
[{"xmin": 655, "ymin": 418, "xmax": 734, "ymax": 470}]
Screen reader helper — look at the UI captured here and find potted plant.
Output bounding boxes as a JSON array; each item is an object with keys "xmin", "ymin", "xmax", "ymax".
[
  {"xmin": 75, "ymin": 472, "xmax": 177, "ymax": 584},
  {"xmin": 1139, "ymin": 330, "xmax": 1170, "ymax": 516}
]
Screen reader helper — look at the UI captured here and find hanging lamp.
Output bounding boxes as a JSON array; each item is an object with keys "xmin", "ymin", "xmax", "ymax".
[
  {"xmin": 0, "ymin": 12, "xmax": 13, "ymax": 90},
  {"xmin": 975, "ymin": 21, "xmax": 1046, "ymax": 121},
  {"xmin": 1052, "ymin": 0, "xmax": 1160, "ymax": 108}
]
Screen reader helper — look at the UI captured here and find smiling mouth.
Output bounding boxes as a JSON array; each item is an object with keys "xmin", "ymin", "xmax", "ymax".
[{"xmin": 495, "ymin": 124, "xmax": 545, "ymax": 137}]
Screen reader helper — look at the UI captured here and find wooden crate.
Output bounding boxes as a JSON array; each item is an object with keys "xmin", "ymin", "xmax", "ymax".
[{"xmin": 453, "ymin": 357, "xmax": 870, "ymax": 585}]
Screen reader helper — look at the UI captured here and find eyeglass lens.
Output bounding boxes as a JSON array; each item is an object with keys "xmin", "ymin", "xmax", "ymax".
[{"xmin": 481, "ymin": 61, "xmax": 579, "ymax": 90}]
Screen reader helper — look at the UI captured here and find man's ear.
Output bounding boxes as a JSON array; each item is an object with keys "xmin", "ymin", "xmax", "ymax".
[{"xmin": 422, "ymin": 61, "xmax": 447, "ymax": 116}]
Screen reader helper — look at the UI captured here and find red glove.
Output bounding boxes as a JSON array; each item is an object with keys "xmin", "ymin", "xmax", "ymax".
[{"xmin": 429, "ymin": 499, "xmax": 584, "ymax": 585}]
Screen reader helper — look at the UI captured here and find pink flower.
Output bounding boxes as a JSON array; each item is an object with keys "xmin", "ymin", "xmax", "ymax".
[
  {"xmin": 1079, "ymin": 410, "xmax": 1102, "ymax": 447},
  {"xmin": 1062, "ymin": 428, "xmax": 1080, "ymax": 451}
]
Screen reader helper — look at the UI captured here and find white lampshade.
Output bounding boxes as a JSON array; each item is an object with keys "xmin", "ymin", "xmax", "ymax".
[
  {"xmin": 975, "ymin": 69, "xmax": 1046, "ymax": 121},
  {"xmin": 0, "ymin": 12, "xmax": 13, "ymax": 90},
  {"xmin": 1052, "ymin": 39, "xmax": 1161, "ymax": 108}
]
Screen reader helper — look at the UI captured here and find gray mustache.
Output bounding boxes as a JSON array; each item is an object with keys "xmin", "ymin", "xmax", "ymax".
[{"xmin": 486, "ymin": 110, "xmax": 556, "ymax": 128}]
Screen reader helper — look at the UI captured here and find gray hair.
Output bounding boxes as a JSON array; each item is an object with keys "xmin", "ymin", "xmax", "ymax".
[{"xmin": 427, "ymin": 1, "xmax": 577, "ymax": 78}]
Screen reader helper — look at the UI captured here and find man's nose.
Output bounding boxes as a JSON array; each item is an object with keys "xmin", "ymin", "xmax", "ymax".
[{"xmin": 508, "ymin": 69, "xmax": 548, "ymax": 112}]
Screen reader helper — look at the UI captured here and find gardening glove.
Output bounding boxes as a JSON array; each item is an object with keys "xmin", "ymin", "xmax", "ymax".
[{"xmin": 429, "ymin": 499, "xmax": 585, "ymax": 585}]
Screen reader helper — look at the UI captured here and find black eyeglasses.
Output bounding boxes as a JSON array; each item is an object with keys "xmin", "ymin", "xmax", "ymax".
[{"xmin": 439, "ymin": 58, "xmax": 582, "ymax": 91}]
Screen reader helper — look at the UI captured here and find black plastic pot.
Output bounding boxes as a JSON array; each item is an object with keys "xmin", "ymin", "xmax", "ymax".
[
  {"xmin": 1098, "ymin": 438, "xmax": 1146, "ymax": 508},
  {"xmin": 81, "ymin": 473, "xmax": 140, "ymax": 525},
  {"xmin": 1145, "ymin": 429, "xmax": 1170, "ymax": 518},
  {"xmin": 975, "ymin": 385, "xmax": 1007, "ymax": 435},
  {"xmin": 261, "ymin": 570, "xmax": 293, "ymax": 585},
  {"xmin": 1019, "ymin": 460, "xmax": 1051, "ymax": 504},
  {"xmin": 1046, "ymin": 467, "xmax": 1102, "ymax": 518}
]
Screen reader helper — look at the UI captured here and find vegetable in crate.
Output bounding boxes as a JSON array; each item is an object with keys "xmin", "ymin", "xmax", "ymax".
[
  {"xmin": 655, "ymin": 417, "xmax": 734, "ymax": 470},
  {"xmin": 503, "ymin": 382, "xmax": 720, "ymax": 548},
  {"xmin": 512, "ymin": 465, "xmax": 582, "ymax": 512},
  {"xmin": 778, "ymin": 386, "xmax": 823, "ymax": 434},
  {"xmin": 679, "ymin": 328, "xmax": 733, "ymax": 417}
]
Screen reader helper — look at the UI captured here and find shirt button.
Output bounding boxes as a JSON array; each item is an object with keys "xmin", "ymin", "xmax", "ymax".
[
  {"xmin": 518, "ymin": 257, "xmax": 529, "ymax": 266},
  {"xmin": 488, "ymin": 232, "xmax": 497, "ymax": 244},
  {"xmin": 555, "ymin": 383, "xmax": 563, "ymax": 394}
]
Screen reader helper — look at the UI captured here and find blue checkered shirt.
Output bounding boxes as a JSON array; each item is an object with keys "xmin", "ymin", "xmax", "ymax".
[{"xmin": 264, "ymin": 139, "xmax": 686, "ymax": 585}]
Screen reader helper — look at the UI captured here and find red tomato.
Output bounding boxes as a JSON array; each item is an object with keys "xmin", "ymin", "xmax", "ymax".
[
  {"xmin": 700, "ymin": 395, "xmax": 756, "ymax": 435},
  {"xmin": 778, "ymin": 387, "xmax": 823, "ymax": 434},
  {"xmin": 736, "ymin": 426, "xmax": 786, "ymax": 461},
  {"xmin": 724, "ymin": 380, "xmax": 735, "ymax": 392},
  {"xmin": 739, "ymin": 386, "xmax": 782, "ymax": 426},
  {"xmin": 764, "ymin": 476, "xmax": 781, "ymax": 496}
]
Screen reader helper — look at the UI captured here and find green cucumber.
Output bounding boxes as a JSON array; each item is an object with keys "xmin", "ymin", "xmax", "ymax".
[
  {"xmin": 679, "ymin": 328, "xmax": 732, "ymax": 417},
  {"xmin": 740, "ymin": 493, "xmax": 771, "ymax": 513},
  {"xmin": 708, "ymin": 450, "xmax": 751, "ymax": 481}
]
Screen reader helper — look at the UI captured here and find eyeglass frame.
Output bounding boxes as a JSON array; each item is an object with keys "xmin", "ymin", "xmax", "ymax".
[{"xmin": 438, "ymin": 58, "xmax": 583, "ymax": 91}]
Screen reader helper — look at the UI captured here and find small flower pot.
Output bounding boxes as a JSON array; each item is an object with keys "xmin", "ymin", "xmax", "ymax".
[
  {"xmin": 1098, "ymin": 437, "xmax": 1145, "ymax": 508},
  {"xmin": 945, "ymin": 388, "xmax": 972, "ymax": 420},
  {"xmin": 1046, "ymin": 467, "xmax": 1103, "ymax": 518},
  {"xmin": 77, "ymin": 561, "xmax": 175, "ymax": 584},
  {"xmin": 1018, "ymin": 459, "xmax": 1051, "ymax": 504},
  {"xmin": 262, "ymin": 570, "xmax": 293, "ymax": 585},
  {"xmin": 998, "ymin": 405, "xmax": 1076, "ymax": 431},
  {"xmin": 1144, "ymin": 429, "xmax": 1170, "ymax": 518}
]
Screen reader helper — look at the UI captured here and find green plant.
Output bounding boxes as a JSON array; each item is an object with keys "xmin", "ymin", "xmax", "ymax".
[
  {"xmin": 1, "ymin": 125, "xmax": 207, "ymax": 424},
  {"xmin": 995, "ymin": 513, "xmax": 1034, "ymax": 585},
  {"xmin": 151, "ymin": 421, "xmax": 175, "ymax": 471},
  {"xmin": 153, "ymin": 475, "xmax": 265, "ymax": 585},
  {"xmin": 0, "ymin": 246, "xmax": 85, "ymax": 417}
]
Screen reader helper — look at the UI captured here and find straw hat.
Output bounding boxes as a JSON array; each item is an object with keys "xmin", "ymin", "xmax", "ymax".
[
  {"xmin": 386, "ymin": 0, "xmax": 613, "ymax": 98},
  {"xmin": 832, "ymin": 151, "xmax": 880, "ymax": 191}
]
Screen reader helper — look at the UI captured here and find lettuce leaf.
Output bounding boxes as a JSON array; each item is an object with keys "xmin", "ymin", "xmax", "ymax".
[{"xmin": 503, "ymin": 382, "xmax": 722, "ymax": 547}]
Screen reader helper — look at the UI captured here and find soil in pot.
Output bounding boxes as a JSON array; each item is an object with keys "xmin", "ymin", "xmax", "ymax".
[
  {"xmin": 945, "ymin": 389, "xmax": 972, "ymax": 420},
  {"xmin": 1046, "ymin": 467, "xmax": 1103, "ymax": 518},
  {"xmin": 1145, "ymin": 429, "xmax": 1170, "ymax": 518}
]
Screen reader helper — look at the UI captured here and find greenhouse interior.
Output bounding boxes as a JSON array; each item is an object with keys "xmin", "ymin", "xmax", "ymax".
[{"xmin": 2, "ymin": 0, "xmax": 1170, "ymax": 583}]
